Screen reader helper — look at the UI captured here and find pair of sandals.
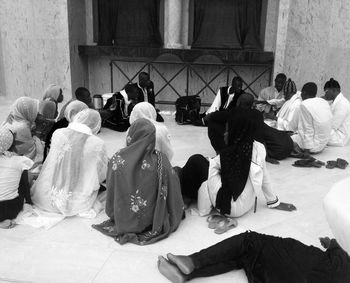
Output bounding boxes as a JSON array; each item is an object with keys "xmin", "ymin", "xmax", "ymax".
[
  {"xmin": 206, "ymin": 214, "xmax": 237, "ymax": 234},
  {"xmin": 292, "ymin": 157, "xmax": 325, "ymax": 168},
  {"xmin": 326, "ymin": 158, "xmax": 349, "ymax": 169}
]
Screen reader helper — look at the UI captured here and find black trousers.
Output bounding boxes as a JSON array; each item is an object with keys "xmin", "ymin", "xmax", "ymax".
[
  {"xmin": 180, "ymin": 154, "xmax": 209, "ymax": 200},
  {"xmin": 0, "ymin": 170, "xmax": 31, "ymax": 222}
]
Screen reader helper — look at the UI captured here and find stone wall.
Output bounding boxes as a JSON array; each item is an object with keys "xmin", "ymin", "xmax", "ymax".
[
  {"xmin": 274, "ymin": 0, "xmax": 350, "ymax": 99},
  {"xmin": 0, "ymin": 0, "xmax": 72, "ymax": 100}
]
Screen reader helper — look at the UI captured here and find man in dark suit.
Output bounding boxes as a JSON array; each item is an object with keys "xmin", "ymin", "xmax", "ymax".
[{"xmin": 129, "ymin": 72, "xmax": 164, "ymax": 122}]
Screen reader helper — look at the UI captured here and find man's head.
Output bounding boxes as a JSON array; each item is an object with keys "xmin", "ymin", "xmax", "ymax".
[
  {"xmin": 274, "ymin": 73, "xmax": 287, "ymax": 92},
  {"xmin": 138, "ymin": 72, "xmax": 151, "ymax": 88},
  {"xmin": 282, "ymin": 78, "xmax": 297, "ymax": 100},
  {"xmin": 236, "ymin": 93, "xmax": 255, "ymax": 109},
  {"xmin": 231, "ymin": 76, "xmax": 243, "ymax": 94},
  {"xmin": 75, "ymin": 87, "xmax": 92, "ymax": 106},
  {"xmin": 301, "ymin": 82, "xmax": 317, "ymax": 100},
  {"xmin": 324, "ymin": 78, "xmax": 341, "ymax": 101}
]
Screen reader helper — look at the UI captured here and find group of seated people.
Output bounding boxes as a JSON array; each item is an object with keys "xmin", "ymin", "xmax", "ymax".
[{"xmin": 0, "ymin": 71, "xmax": 349, "ymax": 282}]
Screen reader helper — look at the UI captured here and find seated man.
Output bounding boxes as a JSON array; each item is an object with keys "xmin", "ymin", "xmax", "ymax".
[
  {"xmin": 268, "ymin": 78, "xmax": 301, "ymax": 131},
  {"xmin": 100, "ymin": 84, "xmax": 138, "ymax": 132},
  {"xmin": 208, "ymin": 93, "xmax": 293, "ymax": 163},
  {"xmin": 323, "ymin": 78, "xmax": 350, "ymax": 146},
  {"xmin": 75, "ymin": 87, "xmax": 93, "ymax": 108},
  {"xmin": 129, "ymin": 72, "xmax": 164, "ymax": 122},
  {"xmin": 194, "ymin": 76, "xmax": 244, "ymax": 126},
  {"xmin": 255, "ymin": 73, "xmax": 287, "ymax": 117},
  {"xmin": 292, "ymin": 82, "xmax": 332, "ymax": 154}
]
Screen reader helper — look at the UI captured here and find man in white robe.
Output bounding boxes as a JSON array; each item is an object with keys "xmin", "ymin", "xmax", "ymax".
[
  {"xmin": 323, "ymin": 78, "xmax": 350, "ymax": 146},
  {"xmin": 292, "ymin": 82, "xmax": 332, "ymax": 153},
  {"xmin": 255, "ymin": 73, "xmax": 286, "ymax": 116}
]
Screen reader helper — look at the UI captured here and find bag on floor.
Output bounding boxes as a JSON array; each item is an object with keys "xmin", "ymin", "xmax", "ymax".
[{"xmin": 175, "ymin": 95, "xmax": 201, "ymax": 125}]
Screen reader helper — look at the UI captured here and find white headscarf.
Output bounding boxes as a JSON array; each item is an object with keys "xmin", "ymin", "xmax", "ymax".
[
  {"xmin": 129, "ymin": 102, "xmax": 157, "ymax": 124},
  {"xmin": 6, "ymin": 97, "xmax": 39, "ymax": 124},
  {"xmin": 72, "ymin": 109, "xmax": 101, "ymax": 135},
  {"xmin": 43, "ymin": 84, "xmax": 61, "ymax": 102},
  {"xmin": 0, "ymin": 127, "xmax": 14, "ymax": 154},
  {"xmin": 64, "ymin": 101, "xmax": 89, "ymax": 122}
]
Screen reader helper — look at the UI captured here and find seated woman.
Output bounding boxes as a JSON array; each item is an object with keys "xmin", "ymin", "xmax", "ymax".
[
  {"xmin": 43, "ymin": 100, "xmax": 89, "ymax": 160},
  {"xmin": 31, "ymin": 109, "xmax": 108, "ymax": 217},
  {"xmin": 93, "ymin": 118, "xmax": 184, "ymax": 245},
  {"xmin": 129, "ymin": 102, "xmax": 173, "ymax": 161},
  {"xmin": 3, "ymin": 97, "xmax": 43, "ymax": 165},
  {"xmin": 39, "ymin": 84, "xmax": 64, "ymax": 119},
  {"xmin": 180, "ymin": 109, "xmax": 295, "ymax": 219},
  {"xmin": 0, "ymin": 127, "xmax": 33, "ymax": 229}
]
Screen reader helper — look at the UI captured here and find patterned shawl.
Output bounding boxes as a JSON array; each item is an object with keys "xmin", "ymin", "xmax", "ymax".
[
  {"xmin": 93, "ymin": 118, "xmax": 184, "ymax": 245},
  {"xmin": 216, "ymin": 108, "xmax": 258, "ymax": 215},
  {"xmin": 5, "ymin": 97, "xmax": 39, "ymax": 125}
]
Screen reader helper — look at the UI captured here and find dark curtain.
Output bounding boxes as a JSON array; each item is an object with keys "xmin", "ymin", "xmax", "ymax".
[
  {"xmin": 97, "ymin": 0, "xmax": 162, "ymax": 47},
  {"xmin": 192, "ymin": 0, "xmax": 262, "ymax": 50}
]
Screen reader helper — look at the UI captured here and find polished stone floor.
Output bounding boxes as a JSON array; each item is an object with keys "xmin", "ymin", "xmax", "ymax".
[{"xmin": 0, "ymin": 99, "xmax": 349, "ymax": 283}]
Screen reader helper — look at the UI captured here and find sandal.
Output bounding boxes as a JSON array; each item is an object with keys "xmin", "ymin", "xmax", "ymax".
[
  {"xmin": 292, "ymin": 158, "xmax": 316, "ymax": 167},
  {"xmin": 326, "ymin": 160, "xmax": 337, "ymax": 169},
  {"xmin": 207, "ymin": 214, "xmax": 226, "ymax": 229},
  {"xmin": 336, "ymin": 158, "xmax": 349, "ymax": 169},
  {"xmin": 214, "ymin": 218, "xmax": 238, "ymax": 234}
]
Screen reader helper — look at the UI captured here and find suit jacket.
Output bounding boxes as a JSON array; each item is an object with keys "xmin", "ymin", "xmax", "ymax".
[{"xmin": 131, "ymin": 82, "xmax": 155, "ymax": 106}]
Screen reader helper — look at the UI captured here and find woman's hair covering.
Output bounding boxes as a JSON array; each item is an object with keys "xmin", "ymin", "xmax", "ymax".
[
  {"xmin": 64, "ymin": 100, "xmax": 89, "ymax": 122},
  {"xmin": 301, "ymin": 82, "xmax": 318, "ymax": 97},
  {"xmin": 0, "ymin": 127, "xmax": 14, "ymax": 153},
  {"xmin": 43, "ymin": 84, "xmax": 61, "ymax": 101},
  {"xmin": 324, "ymin": 78, "xmax": 341, "ymax": 90},
  {"xmin": 216, "ymin": 108, "xmax": 259, "ymax": 215},
  {"xmin": 129, "ymin": 102, "xmax": 157, "ymax": 124},
  {"xmin": 283, "ymin": 78, "xmax": 297, "ymax": 94},
  {"xmin": 72, "ymin": 109, "xmax": 101, "ymax": 135},
  {"xmin": 6, "ymin": 97, "xmax": 39, "ymax": 124}
]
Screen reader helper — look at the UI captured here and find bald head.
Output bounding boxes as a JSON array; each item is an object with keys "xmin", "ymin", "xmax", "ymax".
[{"xmin": 236, "ymin": 93, "xmax": 254, "ymax": 109}]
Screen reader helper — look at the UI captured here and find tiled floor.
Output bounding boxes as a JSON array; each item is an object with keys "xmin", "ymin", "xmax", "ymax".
[{"xmin": 0, "ymin": 99, "xmax": 349, "ymax": 283}]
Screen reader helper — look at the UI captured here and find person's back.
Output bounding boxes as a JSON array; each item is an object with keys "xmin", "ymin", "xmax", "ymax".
[
  {"xmin": 329, "ymin": 93, "xmax": 350, "ymax": 146},
  {"xmin": 299, "ymin": 97, "xmax": 332, "ymax": 151}
]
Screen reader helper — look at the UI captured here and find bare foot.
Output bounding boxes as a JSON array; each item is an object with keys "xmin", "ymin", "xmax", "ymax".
[
  {"xmin": 158, "ymin": 256, "xmax": 185, "ymax": 283},
  {"xmin": 167, "ymin": 253, "xmax": 194, "ymax": 275},
  {"xmin": 0, "ymin": 219, "xmax": 15, "ymax": 229}
]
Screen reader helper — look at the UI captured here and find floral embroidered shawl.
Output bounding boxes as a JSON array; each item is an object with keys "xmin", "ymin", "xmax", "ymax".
[{"xmin": 93, "ymin": 118, "xmax": 184, "ymax": 245}]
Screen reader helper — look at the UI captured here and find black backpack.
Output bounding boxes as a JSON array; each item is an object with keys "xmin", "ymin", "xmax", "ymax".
[{"xmin": 175, "ymin": 95, "xmax": 201, "ymax": 124}]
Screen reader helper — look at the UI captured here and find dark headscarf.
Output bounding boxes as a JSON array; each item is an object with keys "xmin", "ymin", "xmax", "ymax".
[{"xmin": 216, "ymin": 108, "xmax": 259, "ymax": 215}]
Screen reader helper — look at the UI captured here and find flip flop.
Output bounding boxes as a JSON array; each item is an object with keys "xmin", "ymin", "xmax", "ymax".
[
  {"xmin": 336, "ymin": 158, "xmax": 349, "ymax": 169},
  {"xmin": 292, "ymin": 158, "xmax": 316, "ymax": 167},
  {"xmin": 214, "ymin": 218, "xmax": 238, "ymax": 234},
  {"xmin": 207, "ymin": 214, "xmax": 226, "ymax": 229},
  {"xmin": 326, "ymin": 160, "xmax": 337, "ymax": 169}
]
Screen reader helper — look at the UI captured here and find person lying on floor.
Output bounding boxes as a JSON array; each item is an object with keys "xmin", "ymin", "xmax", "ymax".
[
  {"xmin": 93, "ymin": 118, "xmax": 184, "ymax": 245},
  {"xmin": 31, "ymin": 109, "xmax": 108, "ymax": 218},
  {"xmin": 129, "ymin": 102, "xmax": 173, "ymax": 161},
  {"xmin": 100, "ymin": 84, "xmax": 139, "ymax": 132},
  {"xmin": 323, "ymin": 78, "xmax": 350, "ymax": 147},
  {"xmin": 158, "ymin": 177, "xmax": 350, "ymax": 283},
  {"xmin": 208, "ymin": 93, "xmax": 294, "ymax": 163},
  {"xmin": 179, "ymin": 109, "xmax": 295, "ymax": 218},
  {"xmin": 128, "ymin": 72, "xmax": 164, "ymax": 122},
  {"xmin": 193, "ymin": 76, "xmax": 244, "ymax": 126},
  {"xmin": 255, "ymin": 73, "xmax": 287, "ymax": 117},
  {"xmin": 291, "ymin": 82, "xmax": 332, "ymax": 154},
  {"xmin": 265, "ymin": 78, "xmax": 301, "ymax": 131},
  {"xmin": 43, "ymin": 100, "xmax": 89, "ymax": 160},
  {"xmin": 0, "ymin": 127, "xmax": 33, "ymax": 229}
]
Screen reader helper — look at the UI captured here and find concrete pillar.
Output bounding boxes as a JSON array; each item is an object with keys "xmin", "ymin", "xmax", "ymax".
[
  {"xmin": 165, "ymin": 0, "xmax": 183, "ymax": 48},
  {"xmin": 85, "ymin": 0, "xmax": 96, "ymax": 45},
  {"xmin": 181, "ymin": 0, "xmax": 190, "ymax": 49}
]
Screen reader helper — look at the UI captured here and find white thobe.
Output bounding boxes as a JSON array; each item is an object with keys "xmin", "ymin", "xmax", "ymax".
[
  {"xmin": 328, "ymin": 93, "xmax": 350, "ymax": 146},
  {"xmin": 276, "ymin": 91, "xmax": 302, "ymax": 131},
  {"xmin": 206, "ymin": 86, "xmax": 235, "ymax": 114},
  {"xmin": 292, "ymin": 97, "xmax": 332, "ymax": 153},
  {"xmin": 197, "ymin": 141, "xmax": 280, "ymax": 217},
  {"xmin": 257, "ymin": 86, "xmax": 284, "ymax": 113}
]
